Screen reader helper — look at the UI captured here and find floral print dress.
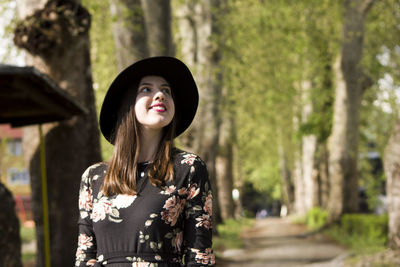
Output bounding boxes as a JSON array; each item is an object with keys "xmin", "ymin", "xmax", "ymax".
[{"xmin": 75, "ymin": 149, "xmax": 215, "ymax": 267}]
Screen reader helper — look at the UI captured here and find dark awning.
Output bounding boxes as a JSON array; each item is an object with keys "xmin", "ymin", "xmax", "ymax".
[{"xmin": 0, "ymin": 64, "xmax": 87, "ymax": 127}]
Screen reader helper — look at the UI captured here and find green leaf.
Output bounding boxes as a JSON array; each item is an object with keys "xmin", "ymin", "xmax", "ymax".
[
  {"xmin": 193, "ymin": 205, "xmax": 202, "ymax": 211},
  {"xmin": 111, "ymin": 208, "xmax": 119, "ymax": 217},
  {"xmin": 164, "ymin": 232, "xmax": 173, "ymax": 239},
  {"xmin": 150, "ymin": 242, "xmax": 157, "ymax": 250}
]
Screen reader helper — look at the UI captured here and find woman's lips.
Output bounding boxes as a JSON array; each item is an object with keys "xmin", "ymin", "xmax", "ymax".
[{"xmin": 150, "ymin": 103, "xmax": 167, "ymax": 112}]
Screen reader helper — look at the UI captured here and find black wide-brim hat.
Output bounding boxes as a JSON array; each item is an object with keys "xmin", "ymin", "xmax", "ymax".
[{"xmin": 99, "ymin": 56, "xmax": 199, "ymax": 144}]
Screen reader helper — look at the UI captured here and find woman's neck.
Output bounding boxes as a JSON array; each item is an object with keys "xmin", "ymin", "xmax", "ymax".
[{"xmin": 138, "ymin": 128, "xmax": 162, "ymax": 162}]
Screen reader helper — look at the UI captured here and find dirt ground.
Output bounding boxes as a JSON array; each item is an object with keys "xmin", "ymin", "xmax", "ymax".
[{"xmin": 217, "ymin": 217, "xmax": 348, "ymax": 267}]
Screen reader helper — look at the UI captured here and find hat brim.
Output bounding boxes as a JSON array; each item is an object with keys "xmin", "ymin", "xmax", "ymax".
[{"xmin": 99, "ymin": 56, "xmax": 198, "ymax": 144}]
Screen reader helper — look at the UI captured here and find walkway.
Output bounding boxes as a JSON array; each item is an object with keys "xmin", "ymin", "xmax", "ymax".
[{"xmin": 218, "ymin": 217, "xmax": 348, "ymax": 267}]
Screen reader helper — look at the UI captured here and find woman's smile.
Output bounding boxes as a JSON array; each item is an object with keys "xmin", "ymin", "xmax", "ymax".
[{"xmin": 149, "ymin": 102, "xmax": 167, "ymax": 112}]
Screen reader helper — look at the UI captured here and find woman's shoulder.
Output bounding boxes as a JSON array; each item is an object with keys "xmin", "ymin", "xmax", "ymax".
[
  {"xmin": 172, "ymin": 148, "xmax": 209, "ymax": 185},
  {"xmin": 81, "ymin": 162, "xmax": 108, "ymax": 184},
  {"xmin": 173, "ymin": 148, "xmax": 206, "ymax": 168}
]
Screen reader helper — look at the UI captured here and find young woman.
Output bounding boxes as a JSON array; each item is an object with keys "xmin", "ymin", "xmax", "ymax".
[{"xmin": 75, "ymin": 57, "xmax": 215, "ymax": 267}]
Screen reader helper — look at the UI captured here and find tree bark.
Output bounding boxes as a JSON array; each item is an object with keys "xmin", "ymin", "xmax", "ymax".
[
  {"xmin": 317, "ymin": 143, "xmax": 330, "ymax": 209},
  {"xmin": 301, "ymin": 80, "xmax": 319, "ymax": 212},
  {"xmin": 175, "ymin": 0, "xmax": 224, "ymax": 224},
  {"xmin": 278, "ymin": 142, "xmax": 295, "ymax": 213},
  {"xmin": 140, "ymin": 0, "xmax": 174, "ymax": 57},
  {"xmin": 384, "ymin": 117, "xmax": 400, "ymax": 250},
  {"xmin": 327, "ymin": 0, "xmax": 375, "ymax": 222},
  {"xmin": 109, "ymin": 0, "xmax": 149, "ymax": 69},
  {"xmin": 216, "ymin": 116, "xmax": 235, "ymax": 220},
  {"xmin": 14, "ymin": 1, "xmax": 102, "ymax": 266},
  {"xmin": 110, "ymin": 0, "xmax": 173, "ymax": 70},
  {"xmin": 0, "ymin": 182, "xmax": 22, "ymax": 267},
  {"xmin": 293, "ymin": 145, "xmax": 305, "ymax": 215}
]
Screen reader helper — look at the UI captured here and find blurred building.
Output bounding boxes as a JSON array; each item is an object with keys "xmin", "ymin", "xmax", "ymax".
[{"xmin": 0, "ymin": 124, "xmax": 32, "ymax": 221}]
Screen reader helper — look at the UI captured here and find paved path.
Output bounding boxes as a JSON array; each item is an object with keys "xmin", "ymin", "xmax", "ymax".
[{"xmin": 218, "ymin": 217, "xmax": 348, "ymax": 267}]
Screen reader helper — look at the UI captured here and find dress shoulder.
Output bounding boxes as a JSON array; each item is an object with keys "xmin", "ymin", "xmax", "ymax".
[
  {"xmin": 172, "ymin": 148, "xmax": 209, "ymax": 189},
  {"xmin": 81, "ymin": 162, "xmax": 108, "ymax": 183},
  {"xmin": 173, "ymin": 148, "xmax": 206, "ymax": 168}
]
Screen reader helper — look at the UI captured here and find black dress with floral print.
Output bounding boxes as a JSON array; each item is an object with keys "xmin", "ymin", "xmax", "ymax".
[{"xmin": 75, "ymin": 149, "xmax": 215, "ymax": 267}]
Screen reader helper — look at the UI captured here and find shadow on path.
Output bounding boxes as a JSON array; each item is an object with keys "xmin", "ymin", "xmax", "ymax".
[{"xmin": 217, "ymin": 217, "xmax": 348, "ymax": 267}]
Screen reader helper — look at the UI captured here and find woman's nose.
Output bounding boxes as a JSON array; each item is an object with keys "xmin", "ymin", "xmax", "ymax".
[{"xmin": 154, "ymin": 91, "xmax": 165, "ymax": 101}]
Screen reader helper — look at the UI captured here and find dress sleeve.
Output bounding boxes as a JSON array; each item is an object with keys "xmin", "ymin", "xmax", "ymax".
[
  {"xmin": 183, "ymin": 158, "xmax": 216, "ymax": 266},
  {"xmin": 75, "ymin": 166, "xmax": 98, "ymax": 267}
]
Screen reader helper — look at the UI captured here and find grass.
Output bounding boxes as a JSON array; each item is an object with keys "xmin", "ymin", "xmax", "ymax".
[
  {"xmin": 20, "ymin": 222, "xmax": 36, "ymax": 264},
  {"xmin": 213, "ymin": 218, "xmax": 255, "ymax": 252},
  {"xmin": 296, "ymin": 208, "xmax": 389, "ymax": 254},
  {"xmin": 20, "ymin": 224, "xmax": 36, "ymax": 243},
  {"xmin": 297, "ymin": 209, "xmax": 395, "ymax": 265},
  {"xmin": 22, "ymin": 252, "xmax": 36, "ymax": 262},
  {"xmin": 323, "ymin": 214, "xmax": 388, "ymax": 254}
]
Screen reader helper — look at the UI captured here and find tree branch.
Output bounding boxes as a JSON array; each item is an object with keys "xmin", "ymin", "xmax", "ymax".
[
  {"xmin": 360, "ymin": 72, "xmax": 373, "ymax": 95},
  {"xmin": 360, "ymin": 0, "xmax": 376, "ymax": 14}
]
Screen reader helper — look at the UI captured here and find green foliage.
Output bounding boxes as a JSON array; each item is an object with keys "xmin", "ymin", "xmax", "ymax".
[
  {"xmin": 221, "ymin": 0, "xmax": 303, "ymax": 192},
  {"xmin": 20, "ymin": 224, "xmax": 35, "ymax": 243},
  {"xmin": 218, "ymin": 0, "xmax": 342, "ymax": 198},
  {"xmin": 22, "ymin": 252, "xmax": 36, "ymax": 263},
  {"xmin": 216, "ymin": 0, "xmax": 400, "ymax": 210},
  {"xmin": 213, "ymin": 218, "xmax": 254, "ymax": 252},
  {"xmin": 0, "ymin": 0, "xmax": 23, "ymax": 64},
  {"xmin": 325, "ymin": 214, "xmax": 388, "ymax": 253},
  {"xmin": 20, "ymin": 223, "xmax": 36, "ymax": 263},
  {"xmin": 358, "ymin": 151, "xmax": 386, "ymax": 211},
  {"xmin": 82, "ymin": 0, "xmax": 118, "ymax": 160},
  {"xmin": 305, "ymin": 207, "xmax": 328, "ymax": 230}
]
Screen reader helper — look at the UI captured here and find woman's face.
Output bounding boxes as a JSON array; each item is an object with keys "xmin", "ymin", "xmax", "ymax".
[{"xmin": 134, "ymin": 76, "xmax": 175, "ymax": 132}]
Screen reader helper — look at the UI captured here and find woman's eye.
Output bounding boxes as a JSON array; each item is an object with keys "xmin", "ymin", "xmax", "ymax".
[
  {"xmin": 140, "ymin": 87, "xmax": 151, "ymax": 93},
  {"xmin": 161, "ymin": 88, "xmax": 171, "ymax": 95}
]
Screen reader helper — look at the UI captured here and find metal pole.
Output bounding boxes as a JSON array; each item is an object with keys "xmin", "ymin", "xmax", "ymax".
[{"xmin": 39, "ymin": 124, "xmax": 51, "ymax": 267}]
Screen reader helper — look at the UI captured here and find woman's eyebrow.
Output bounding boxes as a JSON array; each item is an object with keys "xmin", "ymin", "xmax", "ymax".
[
  {"xmin": 139, "ymin": 82, "xmax": 153, "ymax": 86},
  {"xmin": 139, "ymin": 82, "xmax": 170, "ymax": 87}
]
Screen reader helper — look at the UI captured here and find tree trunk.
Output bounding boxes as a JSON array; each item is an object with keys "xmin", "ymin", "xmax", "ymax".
[
  {"xmin": 327, "ymin": 0, "xmax": 375, "ymax": 222},
  {"xmin": 301, "ymin": 80, "xmax": 319, "ymax": 212},
  {"xmin": 216, "ymin": 116, "xmax": 235, "ymax": 221},
  {"xmin": 293, "ymin": 80, "xmax": 319, "ymax": 216},
  {"xmin": 110, "ymin": 0, "xmax": 173, "ymax": 70},
  {"xmin": 317, "ymin": 143, "xmax": 330, "ymax": 209},
  {"xmin": 174, "ymin": 0, "xmax": 224, "ymax": 224},
  {"xmin": 278, "ymin": 142, "xmax": 295, "ymax": 213},
  {"xmin": 0, "ymin": 182, "xmax": 22, "ymax": 267},
  {"xmin": 384, "ymin": 117, "xmax": 400, "ymax": 250},
  {"xmin": 140, "ymin": 0, "xmax": 174, "ymax": 56},
  {"xmin": 293, "ymin": 145, "xmax": 305, "ymax": 215},
  {"xmin": 292, "ymin": 99, "xmax": 305, "ymax": 215},
  {"xmin": 109, "ymin": 0, "xmax": 149, "ymax": 69},
  {"xmin": 14, "ymin": 1, "xmax": 102, "ymax": 266}
]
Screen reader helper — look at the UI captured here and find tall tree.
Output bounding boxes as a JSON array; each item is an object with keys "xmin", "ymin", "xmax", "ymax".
[
  {"xmin": 384, "ymin": 117, "xmax": 400, "ymax": 250},
  {"xmin": 13, "ymin": 0, "xmax": 102, "ymax": 266},
  {"xmin": 109, "ymin": 0, "xmax": 148, "ymax": 69},
  {"xmin": 294, "ymin": 2, "xmax": 337, "ymax": 214},
  {"xmin": 140, "ymin": 0, "xmax": 174, "ymax": 56},
  {"xmin": 327, "ymin": 0, "xmax": 375, "ymax": 221},
  {"xmin": 110, "ymin": 0, "xmax": 174, "ymax": 71},
  {"xmin": 216, "ymin": 113, "xmax": 235, "ymax": 220},
  {"xmin": 294, "ymin": 80, "xmax": 318, "ymax": 215},
  {"xmin": 174, "ymin": 0, "xmax": 225, "ymax": 223}
]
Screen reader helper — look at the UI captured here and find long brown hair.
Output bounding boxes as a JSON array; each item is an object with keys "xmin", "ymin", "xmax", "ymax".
[{"xmin": 102, "ymin": 85, "xmax": 176, "ymax": 196}]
